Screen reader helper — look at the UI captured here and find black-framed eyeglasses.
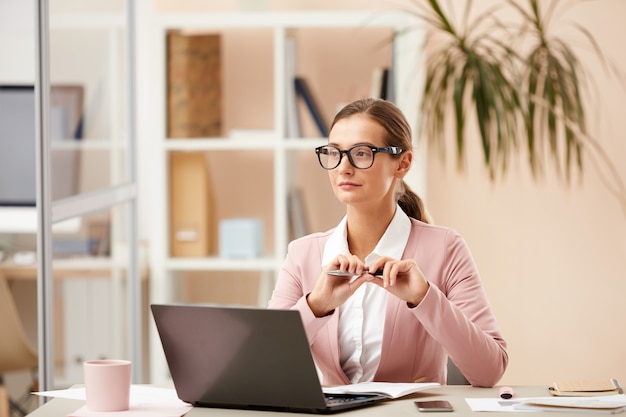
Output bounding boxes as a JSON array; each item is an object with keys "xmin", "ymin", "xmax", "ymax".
[{"xmin": 315, "ymin": 144, "xmax": 404, "ymax": 170}]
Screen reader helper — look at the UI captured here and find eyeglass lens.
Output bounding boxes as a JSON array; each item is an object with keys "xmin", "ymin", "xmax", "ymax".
[{"xmin": 318, "ymin": 145, "xmax": 375, "ymax": 169}]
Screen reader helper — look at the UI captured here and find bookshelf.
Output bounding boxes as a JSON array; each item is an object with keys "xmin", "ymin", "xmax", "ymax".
[{"xmin": 143, "ymin": 10, "xmax": 425, "ymax": 384}]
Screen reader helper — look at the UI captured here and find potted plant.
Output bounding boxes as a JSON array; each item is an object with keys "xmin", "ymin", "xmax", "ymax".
[{"xmin": 403, "ymin": 0, "xmax": 626, "ymax": 216}]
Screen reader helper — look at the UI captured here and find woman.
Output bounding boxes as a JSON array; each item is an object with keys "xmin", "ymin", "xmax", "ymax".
[{"xmin": 268, "ymin": 98, "xmax": 507, "ymax": 387}]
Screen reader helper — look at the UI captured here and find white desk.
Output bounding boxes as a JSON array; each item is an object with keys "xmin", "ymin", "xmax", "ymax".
[
  {"xmin": 27, "ymin": 386, "xmax": 562, "ymax": 416},
  {"xmin": 0, "ymin": 256, "xmax": 149, "ymax": 281}
]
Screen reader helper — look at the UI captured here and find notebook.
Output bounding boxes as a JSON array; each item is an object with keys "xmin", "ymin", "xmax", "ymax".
[{"xmin": 151, "ymin": 303, "xmax": 387, "ymax": 414}]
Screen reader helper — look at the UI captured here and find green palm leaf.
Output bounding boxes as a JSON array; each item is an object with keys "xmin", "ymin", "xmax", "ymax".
[{"xmin": 404, "ymin": 0, "xmax": 612, "ymax": 183}]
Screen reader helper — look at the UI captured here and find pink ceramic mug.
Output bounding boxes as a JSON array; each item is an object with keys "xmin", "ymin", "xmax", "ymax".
[{"xmin": 83, "ymin": 359, "xmax": 132, "ymax": 412}]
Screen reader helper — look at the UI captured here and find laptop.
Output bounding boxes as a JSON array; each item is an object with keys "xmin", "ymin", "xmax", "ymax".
[{"xmin": 151, "ymin": 303, "xmax": 387, "ymax": 414}]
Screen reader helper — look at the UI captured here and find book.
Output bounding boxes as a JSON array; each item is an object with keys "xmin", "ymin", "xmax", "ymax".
[
  {"xmin": 50, "ymin": 85, "xmax": 84, "ymax": 141},
  {"xmin": 294, "ymin": 76, "xmax": 329, "ymax": 137},
  {"xmin": 287, "ymin": 187, "xmax": 309, "ymax": 240},
  {"xmin": 380, "ymin": 67, "xmax": 390, "ymax": 100},
  {"xmin": 369, "ymin": 67, "xmax": 384, "ymax": 99},
  {"xmin": 284, "ymin": 37, "xmax": 301, "ymax": 138},
  {"xmin": 368, "ymin": 67, "xmax": 393, "ymax": 101},
  {"xmin": 549, "ymin": 379, "xmax": 624, "ymax": 397},
  {"xmin": 322, "ymin": 382, "xmax": 440, "ymax": 399},
  {"xmin": 515, "ymin": 395, "xmax": 626, "ymax": 414}
]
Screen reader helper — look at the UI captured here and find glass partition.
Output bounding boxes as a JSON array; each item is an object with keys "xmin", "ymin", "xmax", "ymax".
[
  {"xmin": 34, "ymin": 0, "xmax": 140, "ymax": 395},
  {"xmin": 51, "ymin": 204, "xmax": 148, "ymax": 389},
  {"xmin": 49, "ymin": 1, "xmax": 129, "ymax": 198}
]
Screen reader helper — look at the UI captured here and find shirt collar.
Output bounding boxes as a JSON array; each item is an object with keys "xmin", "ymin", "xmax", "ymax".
[{"xmin": 322, "ymin": 205, "xmax": 411, "ymax": 266}]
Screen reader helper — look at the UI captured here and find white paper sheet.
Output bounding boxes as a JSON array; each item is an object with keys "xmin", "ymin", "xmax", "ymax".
[
  {"xmin": 323, "ymin": 382, "xmax": 440, "ymax": 399},
  {"xmin": 466, "ymin": 395, "xmax": 626, "ymax": 413},
  {"xmin": 514, "ymin": 395, "xmax": 626, "ymax": 414},
  {"xmin": 465, "ymin": 397, "xmax": 536, "ymax": 412},
  {"xmin": 34, "ymin": 385, "xmax": 192, "ymax": 417}
]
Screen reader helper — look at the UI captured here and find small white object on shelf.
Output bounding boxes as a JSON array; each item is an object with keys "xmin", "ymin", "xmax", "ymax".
[
  {"xmin": 13, "ymin": 250, "xmax": 36, "ymax": 265},
  {"xmin": 219, "ymin": 218, "xmax": 264, "ymax": 259}
]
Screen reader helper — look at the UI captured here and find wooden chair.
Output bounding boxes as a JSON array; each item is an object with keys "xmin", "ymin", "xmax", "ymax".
[
  {"xmin": 0, "ymin": 385, "xmax": 8, "ymax": 417},
  {"xmin": 0, "ymin": 272, "xmax": 38, "ymax": 417}
]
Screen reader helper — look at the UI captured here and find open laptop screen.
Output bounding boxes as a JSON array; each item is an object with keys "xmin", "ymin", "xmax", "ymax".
[{"xmin": 151, "ymin": 304, "xmax": 386, "ymax": 414}]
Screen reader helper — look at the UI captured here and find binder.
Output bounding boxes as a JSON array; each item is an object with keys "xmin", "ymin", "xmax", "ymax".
[
  {"xmin": 169, "ymin": 152, "xmax": 216, "ymax": 257},
  {"xmin": 549, "ymin": 379, "xmax": 624, "ymax": 397},
  {"xmin": 294, "ymin": 77, "xmax": 329, "ymax": 137}
]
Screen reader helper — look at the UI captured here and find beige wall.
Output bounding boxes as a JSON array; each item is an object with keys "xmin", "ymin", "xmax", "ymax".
[
  {"xmin": 154, "ymin": 0, "xmax": 626, "ymax": 385},
  {"xmin": 422, "ymin": 1, "xmax": 626, "ymax": 385}
]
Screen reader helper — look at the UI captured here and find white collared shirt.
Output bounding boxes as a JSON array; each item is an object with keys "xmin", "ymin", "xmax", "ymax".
[{"xmin": 321, "ymin": 206, "xmax": 411, "ymax": 383}]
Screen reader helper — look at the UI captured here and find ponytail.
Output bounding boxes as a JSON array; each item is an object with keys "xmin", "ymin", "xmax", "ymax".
[{"xmin": 397, "ymin": 180, "xmax": 432, "ymax": 224}]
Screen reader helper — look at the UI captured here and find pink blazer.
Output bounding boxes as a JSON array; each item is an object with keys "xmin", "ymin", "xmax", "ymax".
[{"xmin": 268, "ymin": 218, "xmax": 508, "ymax": 387}]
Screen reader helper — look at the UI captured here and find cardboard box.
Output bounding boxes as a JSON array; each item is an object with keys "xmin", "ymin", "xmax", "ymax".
[
  {"xmin": 166, "ymin": 31, "xmax": 222, "ymax": 138},
  {"xmin": 169, "ymin": 152, "xmax": 216, "ymax": 257},
  {"xmin": 219, "ymin": 218, "xmax": 264, "ymax": 259}
]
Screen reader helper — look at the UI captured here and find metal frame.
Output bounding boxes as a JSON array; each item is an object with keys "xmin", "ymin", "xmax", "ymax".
[{"xmin": 34, "ymin": 0, "xmax": 141, "ymax": 395}]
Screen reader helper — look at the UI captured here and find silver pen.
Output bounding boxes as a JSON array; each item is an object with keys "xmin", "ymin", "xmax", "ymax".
[{"xmin": 326, "ymin": 269, "xmax": 384, "ymax": 277}]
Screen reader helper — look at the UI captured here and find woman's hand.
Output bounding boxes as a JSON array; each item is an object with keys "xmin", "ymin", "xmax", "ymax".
[
  {"xmin": 306, "ymin": 253, "xmax": 375, "ymax": 317},
  {"xmin": 366, "ymin": 257, "xmax": 430, "ymax": 307}
]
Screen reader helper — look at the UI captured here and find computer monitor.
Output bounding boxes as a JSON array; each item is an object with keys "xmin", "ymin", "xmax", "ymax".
[
  {"xmin": 0, "ymin": 85, "xmax": 82, "ymax": 233},
  {"xmin": 0, "ymin": 85, "xmax": 37, "ymax": 207}
]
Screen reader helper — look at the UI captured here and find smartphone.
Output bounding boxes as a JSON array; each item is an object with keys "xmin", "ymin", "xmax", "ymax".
[{"xmin": 415, "ymin": 400, "xmax": 454, "ymax": 412}]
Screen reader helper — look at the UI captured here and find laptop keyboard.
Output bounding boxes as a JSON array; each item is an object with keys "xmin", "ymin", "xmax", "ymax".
[{"xmin": 325, "ymin": 394, "xmax": 376, "ymax": 406}]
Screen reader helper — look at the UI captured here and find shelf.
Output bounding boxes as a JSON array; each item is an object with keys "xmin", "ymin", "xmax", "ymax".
[
  {"xmin": 50, "ymin": 13, "xmax": 126, "ymax": 29},
  {"xmin": 149, "ymin": 8, "xmax": 423, "ymax": 287},
  {"xmin": 164, "ymin": 138, "xmax": 278, "ymax": 151},
  {"xmin": 50, "ymin": 139, "xmax": 127, "ymax": 151},
  {"xmin": 284, "ymin": 138, "xmax": 328, "ymax": 150},
  {"xmin": 165, "ymin": 256, "xmax": 280, "ymax": 272},
  {"xmin": 162, "ymin": 137, "xmax": 327, "ymax": 152},
  {"xmin": 153, "ymin": 10, "xmax": 414, "ymax": 30},
  {"xmin": 1, "ymin": 256, "xmax": 149, "ymax": 281}
]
